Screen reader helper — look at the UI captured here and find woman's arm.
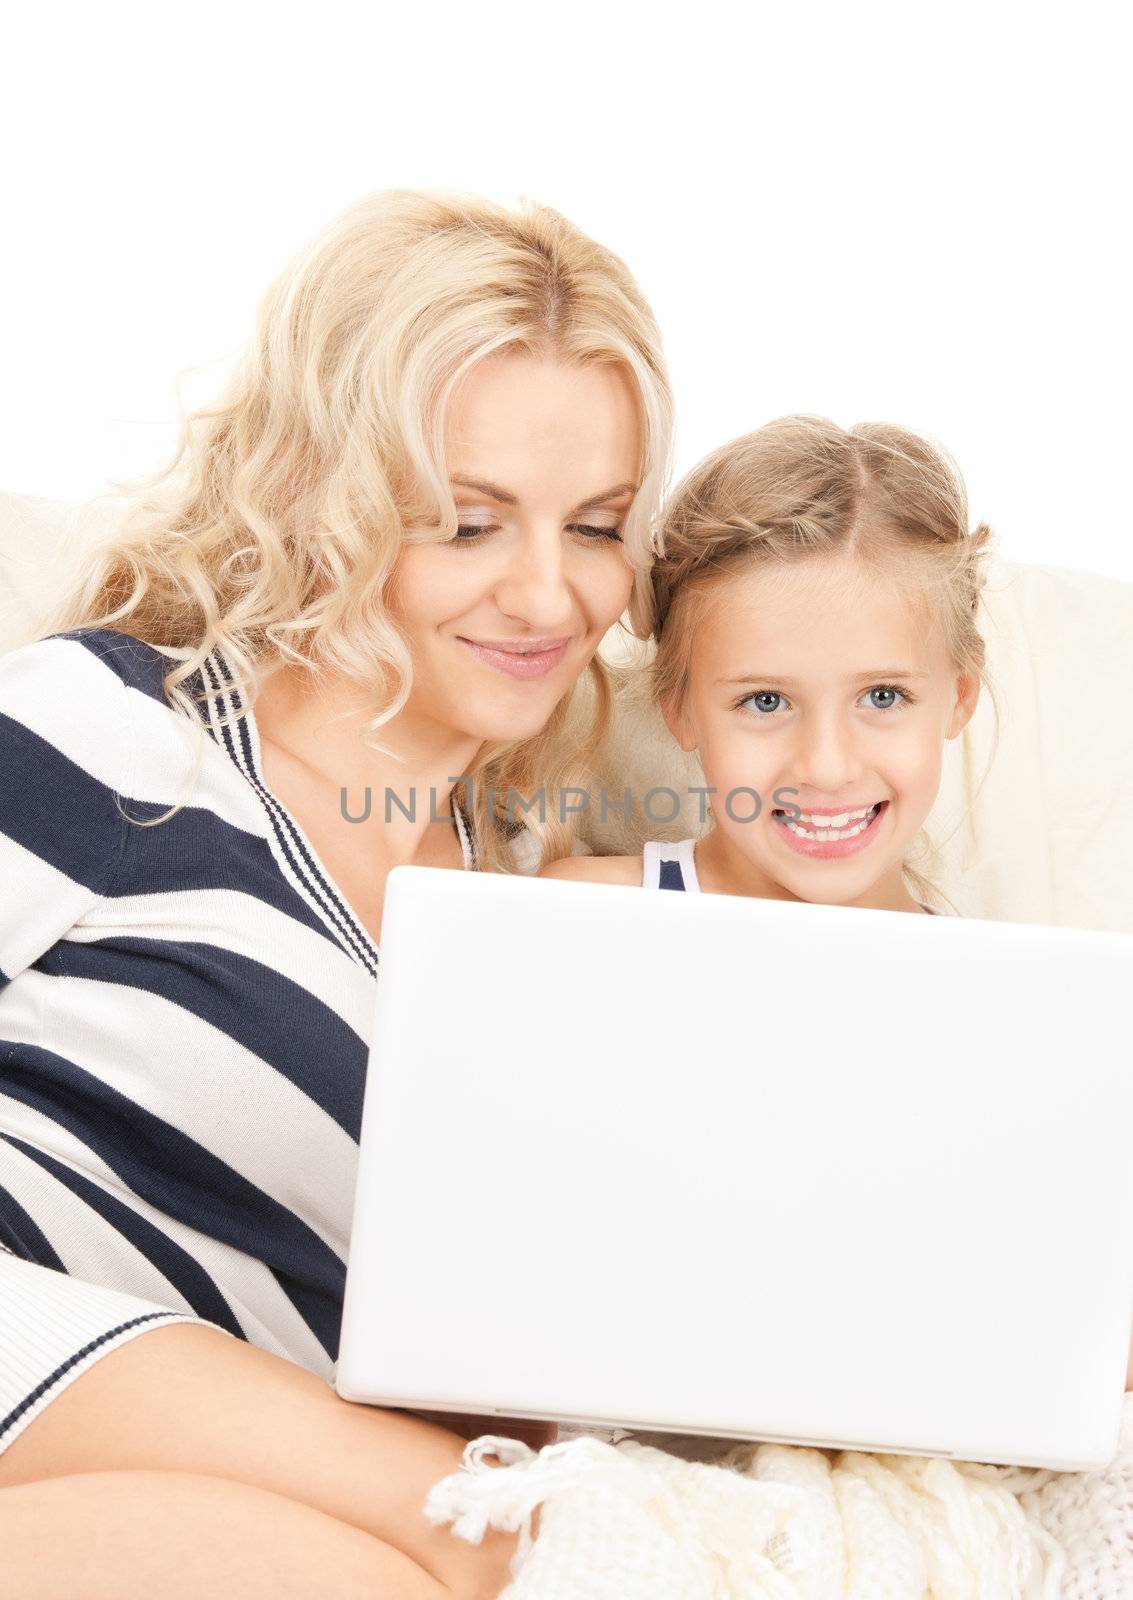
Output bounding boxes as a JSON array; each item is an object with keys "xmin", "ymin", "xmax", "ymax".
[
  {"xmin": 539, "ymin": 853, "xmax": 643, "ymax": 885},
  {"xmin": 0, "ymin": 634, "xmax": 131, "ymax": 988},
  {"xmin": 402, "ymin": 1407, "xmax": 556, "ymax": 1450}
]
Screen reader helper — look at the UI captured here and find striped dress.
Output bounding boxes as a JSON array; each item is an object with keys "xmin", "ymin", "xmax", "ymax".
[{"xmin": 0, "ymin": 627, "xmax": 477, "ymax": 1455}]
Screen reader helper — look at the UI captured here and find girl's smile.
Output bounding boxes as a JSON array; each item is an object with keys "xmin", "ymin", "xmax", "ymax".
[{"xmin": 772, "ymin": 797, "xmax": 889, "ymax": 857}]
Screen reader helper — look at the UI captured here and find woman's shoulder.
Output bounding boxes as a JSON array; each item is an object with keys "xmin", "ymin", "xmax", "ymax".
[
  {"xmin": 0, "ymin": 626, "xmax": 179, "ymax": 710},
  {"xmin": 0, "ymin": 626, "xmax": 205, "ymax": 800},
  {"xmin": 0, "ymin": 630, "xmax": 182, "ymax": 931},
  {"xmin": 539, "ymin": 852, "xmax": 644, "ymax": 886},
  {"xmin": 0, "ymin": 628, "xmax": 143, "ymax": 756}
]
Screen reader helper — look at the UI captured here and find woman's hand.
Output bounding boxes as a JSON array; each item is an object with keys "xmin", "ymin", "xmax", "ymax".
[{"xmin": 402, "ymin": 1408, "xmax": 558, "ymax": 1452}]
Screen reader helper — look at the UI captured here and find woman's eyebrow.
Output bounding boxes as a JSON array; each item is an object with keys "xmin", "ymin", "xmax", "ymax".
[
  {"xmin": 718, "ymin": 669, "xmax": 933, "ymax": 685},
  {"xmin": 450, "ymin": 476, "xmax": 638, "ymax": 512}
]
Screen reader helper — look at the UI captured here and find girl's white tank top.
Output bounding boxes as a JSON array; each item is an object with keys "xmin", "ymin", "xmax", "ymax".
[{"xmin": 641, "ymin": 838, "xmax": 949, "ymax": 914}]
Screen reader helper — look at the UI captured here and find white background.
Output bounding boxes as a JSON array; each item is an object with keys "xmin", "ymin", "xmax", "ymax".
[{"xmin": 2, "ymin": 2, "xmax": 1128, "ymax": 579}]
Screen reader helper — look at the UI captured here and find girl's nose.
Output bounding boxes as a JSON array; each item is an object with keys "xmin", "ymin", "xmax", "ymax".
[
  {"xmin": 793, "ymin": 713, "xmax": 865, "ymax": 796},
  {"xmin": 493, "ymin": 526, "xmax": 575, "ymax": 633}
]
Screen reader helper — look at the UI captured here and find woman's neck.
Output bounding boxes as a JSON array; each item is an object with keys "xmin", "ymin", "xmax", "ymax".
[{"xmin": 251, "ymin": 660, "xmax": 483, "ymax": 864}]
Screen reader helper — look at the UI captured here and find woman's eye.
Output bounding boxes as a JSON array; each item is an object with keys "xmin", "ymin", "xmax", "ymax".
[
  {"xmin": 571, "ymin": 523, "xmax": 623, "ymax": 544},
  {"xmin": 449, "ymin": 522, "xmax": 623, "ymax": 546},
  {"xmin": 738, "ymin": 691, "xmax": 787, "ymax": 715}
]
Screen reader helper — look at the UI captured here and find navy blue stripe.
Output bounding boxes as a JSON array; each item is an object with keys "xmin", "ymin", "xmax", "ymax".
[
  {"xmin": 0, "ymin": 1047, "xmax": 345, "ymax": 1358},
  {"xmin": 0, "ymin": 714, "xmax": 125, "ymax": 893},
  {"xmin": 0, "ymin": 1309, "xmax": 182, "ymax": 1443},
  {"xmin": 2, "ymin": 1134, "xmax": 245, "ymax": 1337},
  {"xmin": 658, "ymin": 858, "xmax": 686, "ymax": 891},
  {"xmin": 453, "ymin": 796, "xmax": 477, "ymax": 870},
  {"xmin": 34, "ymin": 937, "xmax": 366, "ymax": 1136},
  {"xmin": 115, "ymin": 797, "xmax": 351, "ymax": 949},
  {"xmin": 201, "ymin": 653, "xmax": 378, "ymax": 975},
  {"xmin": 0, "ymin": 1181, "xmax": 66, "ymax": 1270},
  {"xmin": 49, "ymin": 628, "xmax": 183, "ymax": 706},
  {"xmin": 0, "ymin": 644, "xmax": 340, "ymax": 955},
  {"xmin": 20, "ymin": 634, "xmax": 340, "ymax": 947},
  {"xmin": 209, "ymin": 652, "xmax": 378, "ymax": 969}
]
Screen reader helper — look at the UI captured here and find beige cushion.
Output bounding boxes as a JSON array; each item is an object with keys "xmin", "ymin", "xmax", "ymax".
[
  {"xmin": 2, "ymin": 492, "xmax": 1129, "ymax": 933},
  {"xmin": 589, "ymin": 556, "xmax": 1133, "ymax": 933},
  {"xmin": 0, "ymin": 491, "xmax": 128, "ymax": 653}
]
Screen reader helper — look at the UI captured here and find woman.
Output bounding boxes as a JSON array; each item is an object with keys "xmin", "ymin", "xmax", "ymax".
[{"xmin": 0, "ymin": 189, "xmax": 673, "ymax": 1597}]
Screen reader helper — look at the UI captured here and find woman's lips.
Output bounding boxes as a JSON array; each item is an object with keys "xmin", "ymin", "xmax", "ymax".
[
  {"xmin": 457, "ymin": 636, "xmax": 570, "ymax": 680},
  {"xmin": 772, "ymin": 800, "xmax": 888, "ymax": 859}
]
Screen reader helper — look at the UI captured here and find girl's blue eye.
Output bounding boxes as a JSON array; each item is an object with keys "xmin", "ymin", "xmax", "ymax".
[
  {"xmin": 860, "ymin": 686, "xmax": 909, "ymax": 710},
  {"xmin": 738, "ymin": 691, "xmax": 786, "ymax": 714},
  {"xmin": 736, "ymin": 685, "xmax": 914, "ymax": 715}
]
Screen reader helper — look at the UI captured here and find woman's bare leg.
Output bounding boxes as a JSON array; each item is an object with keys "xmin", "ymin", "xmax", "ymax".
[
  {"xmin": 0, "ymin": 1469, "xmax": 453, "ymax": 1600},
  {"xmin": 0, "ymin": 1324, "xmax": 530, "ymax": 1599}
]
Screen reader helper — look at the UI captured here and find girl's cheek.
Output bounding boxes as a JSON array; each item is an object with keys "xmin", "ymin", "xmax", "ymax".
[
  {"xmin": 703, "ymin": 736, "xmax": 779, "ymax": 812},
  {"xmin": 890, "ymin": 729, "xmax": 945, "ymax": 788}
]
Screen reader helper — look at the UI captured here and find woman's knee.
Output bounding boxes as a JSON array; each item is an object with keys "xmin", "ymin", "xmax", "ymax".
[
  {"xmin": 0, "ymin": 1320, "xmax": 523, "ymax": 1599},
  {"xmin": 0, "ymin": 1467, "xmax": 450, "ymax": 1600},
  {"xmin": 0, "ymin": 1321, "xmax": 275, "ymax": 1488}
]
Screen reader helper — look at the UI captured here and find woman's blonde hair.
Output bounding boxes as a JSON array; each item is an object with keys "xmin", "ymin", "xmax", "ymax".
[
  {"xmin": 44, "ymin": 188, "xmax": 674, "ymax": 871},
  {"xmin": 640, "ymin": 414, "xmax": 997, "ymax": 911}
]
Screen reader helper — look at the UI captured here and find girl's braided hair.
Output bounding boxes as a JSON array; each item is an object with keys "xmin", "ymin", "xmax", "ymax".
[{"xmin": 645, "ymin": 413, "xmax": 992, "ymax": 695}]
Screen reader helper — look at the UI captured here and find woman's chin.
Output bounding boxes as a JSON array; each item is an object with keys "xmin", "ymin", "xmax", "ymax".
[
  {"xmin": 442, "ymin": 692, "xmax": 564, "ymax": 747},
  {"xmin": 478, "ymin": 704, "xmax": 562, "ymax": 744}
]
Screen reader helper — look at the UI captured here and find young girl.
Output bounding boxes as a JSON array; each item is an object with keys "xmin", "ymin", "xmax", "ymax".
[{"xmin": 542, "ymin": 413, "xmax": 988, "ymax": 915}]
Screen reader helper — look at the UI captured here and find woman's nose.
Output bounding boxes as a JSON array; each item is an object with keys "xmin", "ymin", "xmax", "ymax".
[{"xmin": 493, "ymin": 526, "xmax": 575, "ymax": 632}]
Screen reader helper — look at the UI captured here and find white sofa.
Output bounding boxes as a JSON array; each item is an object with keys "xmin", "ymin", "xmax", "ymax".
[{"xmin": 3, "ymin": 490, "xmax": 1131, "ymax": 934}]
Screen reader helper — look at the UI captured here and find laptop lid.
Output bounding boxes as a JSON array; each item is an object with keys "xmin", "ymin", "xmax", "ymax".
[{"xmin": 337, "ymin": 865, "xmax": 1133, "ymax": 1470}]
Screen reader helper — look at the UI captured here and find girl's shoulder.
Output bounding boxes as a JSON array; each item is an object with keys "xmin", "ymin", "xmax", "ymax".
[{"xmin": 539, "ymin": 852, "xmax": 644, "ymax": 886}]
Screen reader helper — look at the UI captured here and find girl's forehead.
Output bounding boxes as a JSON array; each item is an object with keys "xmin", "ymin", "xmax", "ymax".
[{"xmin": 694, "ymin": 560, "xmax": 947, "ymax": 675}]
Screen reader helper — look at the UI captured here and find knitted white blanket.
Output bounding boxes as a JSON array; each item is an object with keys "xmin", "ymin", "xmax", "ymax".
[{"xmin": 424, "ymin": 1400, "xmax": 1133, "ymax": 1598}]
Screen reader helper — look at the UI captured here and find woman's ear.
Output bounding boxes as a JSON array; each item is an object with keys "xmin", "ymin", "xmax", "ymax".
[
  {"xmin": 660, "ymin": 691, "xmax": 698, "ymax": 754},
  {"xmin": 945, "ymin": 671, "xmax": 981, "ymax": 740}
]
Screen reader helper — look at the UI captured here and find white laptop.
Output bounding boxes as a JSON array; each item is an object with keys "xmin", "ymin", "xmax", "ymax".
[{"xmin": 336, "ymin": 865, "xmax": 1133, "ymax": 1470}]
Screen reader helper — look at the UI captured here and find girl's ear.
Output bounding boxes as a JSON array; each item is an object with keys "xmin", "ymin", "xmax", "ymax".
[
  {"xmin": 945, "ymin": 671, "xmax": 981, "ymax": 740},
  {"xmin": 659, "ymin": 691, "xmax": 698, "ymax": 754}
]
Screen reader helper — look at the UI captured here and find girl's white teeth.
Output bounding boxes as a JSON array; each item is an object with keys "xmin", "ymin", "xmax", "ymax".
[{"xmin": 780, "ymin": 803, "xmax": 882, "ymax": 842}]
